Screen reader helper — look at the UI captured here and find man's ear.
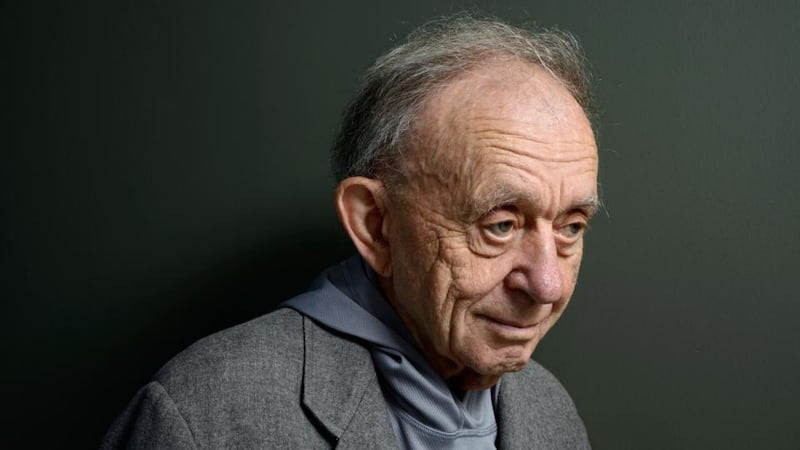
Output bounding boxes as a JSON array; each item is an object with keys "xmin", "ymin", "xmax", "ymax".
[{"xmin": 335, "ymin": 177, "xmax": 392, "ymax": 277}]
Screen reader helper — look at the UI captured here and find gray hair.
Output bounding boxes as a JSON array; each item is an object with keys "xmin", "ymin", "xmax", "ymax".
[{"xmin": 331, "ymin": 14, "xmax": 595, "ymax": 184}]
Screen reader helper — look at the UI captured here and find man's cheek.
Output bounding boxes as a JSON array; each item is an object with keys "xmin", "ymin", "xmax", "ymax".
[{"xmin": 453, "ymin": 259, "xmax": 509, "ymax": 297}]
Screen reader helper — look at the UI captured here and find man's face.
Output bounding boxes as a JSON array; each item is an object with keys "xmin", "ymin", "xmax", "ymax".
[{"xmin": 381, "ymin": 60, "xmax": 598, "ymax": 391}]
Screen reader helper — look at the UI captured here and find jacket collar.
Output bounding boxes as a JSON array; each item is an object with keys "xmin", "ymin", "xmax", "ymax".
[
  {"xmin": 495, "ymin": 374, "xmax": 520, "ymax": 449},
  {"xmin": 300, "ymin": 315, "xmax": 397, "ymax": 448}
]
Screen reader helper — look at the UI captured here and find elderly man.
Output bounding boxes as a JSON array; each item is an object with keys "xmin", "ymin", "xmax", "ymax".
[{"xmin": 103, "ymin": 15, "xmax": 597, "ymax": 449}]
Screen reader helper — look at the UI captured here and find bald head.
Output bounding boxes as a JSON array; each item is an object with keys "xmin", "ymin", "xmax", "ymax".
[{"xmin": 331, "ymin": 15, "xmax": 594, "ymax": 187}]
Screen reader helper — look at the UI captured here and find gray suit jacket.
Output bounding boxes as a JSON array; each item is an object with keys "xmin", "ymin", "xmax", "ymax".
[{"xmin": 101, "ymin": 308, "xmax": 590, "ymax": 449}]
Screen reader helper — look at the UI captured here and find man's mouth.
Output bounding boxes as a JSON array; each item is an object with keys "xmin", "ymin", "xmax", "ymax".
[
  {"xmin": 477, "ymin": 314, "xmax": 541, "ymax": 340},
  {"xmin": 483, "ymin": 316, "xmax": 535, "ymax": 328}
]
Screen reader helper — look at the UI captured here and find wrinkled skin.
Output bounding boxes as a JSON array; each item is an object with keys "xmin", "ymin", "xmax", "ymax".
[{"xmin": 378, "ymin": 59, "xmax": 599, "ymax": 392}]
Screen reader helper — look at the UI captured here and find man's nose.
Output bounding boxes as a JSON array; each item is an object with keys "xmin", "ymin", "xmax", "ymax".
[{"xmin": 504, "ymin": 229, "xmax": 563, "ymax": 304}]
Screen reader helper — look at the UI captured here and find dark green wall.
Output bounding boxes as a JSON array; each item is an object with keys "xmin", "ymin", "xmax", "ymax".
[{"xmin": 4, "ymin": 1, "xmax": 799, "ymax": 448}]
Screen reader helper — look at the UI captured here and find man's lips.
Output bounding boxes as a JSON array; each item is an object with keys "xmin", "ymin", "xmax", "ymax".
[
  {"xmin": 480, "ymin": 315, "xmax": 536, "ymax": 329},
  {"xmin": 475, "ymin": 313, "xmax": 546, "ymax": 340}
]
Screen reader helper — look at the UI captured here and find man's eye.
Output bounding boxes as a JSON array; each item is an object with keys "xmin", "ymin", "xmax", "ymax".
[
  {"xmin": 485, "ymin": 220, "xmax": 515, "ymax": 237},
  {"xmin": 561, "ymin": 222, "xmax": 586, "ymax": 239}
]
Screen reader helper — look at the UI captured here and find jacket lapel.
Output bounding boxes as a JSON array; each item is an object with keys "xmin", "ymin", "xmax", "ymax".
[
  {"xmin": 495, "ymin": 375, "xmax": 518, "ymax": 450},
  {"xmin": 494, "ymin": 362, "xmax": 591, "ymax": 450},
  {"xmin": 301, "ymin": 316, "xmax": 397, "ymax": 449}
]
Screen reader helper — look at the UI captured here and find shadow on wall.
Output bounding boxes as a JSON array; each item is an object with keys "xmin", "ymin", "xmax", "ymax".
[{"xmin": 87, "ymin": 224, "xmax": 355, "ymax": 448}]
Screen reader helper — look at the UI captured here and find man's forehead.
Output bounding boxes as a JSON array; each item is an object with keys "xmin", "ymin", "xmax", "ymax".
[
  {"xmin": 411, "ymin": 62, "xmax": 594, "ymax": 159},
  {"xmin": 399, "ymin": 59, "xmax": 597, "ymax": 216}
]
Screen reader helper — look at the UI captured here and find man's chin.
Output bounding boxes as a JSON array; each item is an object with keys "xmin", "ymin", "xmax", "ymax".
[{"xmin": 455, "ymin": 356, "xmax": 532, "ymax": 391}]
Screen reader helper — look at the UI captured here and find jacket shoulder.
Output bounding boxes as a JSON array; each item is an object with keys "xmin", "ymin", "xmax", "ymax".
[
  {"xmin": 151, "ymin": 308, "xmax": 327, "ymax": 448},
  {"xmin": 155, "ymin": 307, "xmax": 305, "ymax": 389}
]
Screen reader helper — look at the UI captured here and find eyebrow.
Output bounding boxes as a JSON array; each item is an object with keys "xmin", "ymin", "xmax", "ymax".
[
  {"xmin": 467, "ymin": 185, "xmax": 529, "ymax": 219},
  {"xmin": 469, "ymin": 186, "xmax": 600, "ymax": 220},
  {"xmin": 570, "ymin": 194, "xmax": 600, "ymax": 218}
]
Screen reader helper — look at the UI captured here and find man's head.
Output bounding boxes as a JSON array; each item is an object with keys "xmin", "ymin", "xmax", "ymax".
[{"xmin": 333, "ymin": 15, "xmax": 598, "ymax": 391}]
